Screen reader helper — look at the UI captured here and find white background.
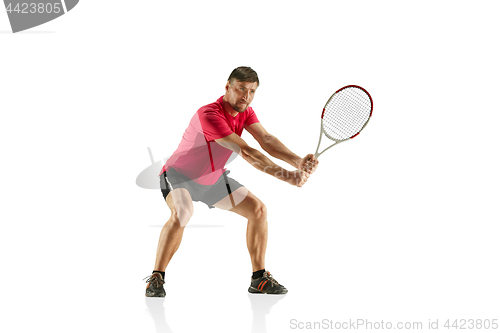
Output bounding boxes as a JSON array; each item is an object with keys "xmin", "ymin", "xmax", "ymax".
[{"xmin": 1, "ymin": 1, "xmax": 499, "ymax": 332}]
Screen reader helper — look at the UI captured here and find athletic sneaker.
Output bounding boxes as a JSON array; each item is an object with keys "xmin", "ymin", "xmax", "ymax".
[
  {"xmin": 248, "ymin": 271, "xmax": 288, "ymax": 294},
  {"xmin": 144, "ymin": 272, "xmax": 166, "ymax": 297}
]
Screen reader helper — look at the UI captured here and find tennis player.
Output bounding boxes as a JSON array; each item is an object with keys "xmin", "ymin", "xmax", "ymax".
[{"xmin": 144, "ymin": 67, "xmax": 319, "ymax": 297}]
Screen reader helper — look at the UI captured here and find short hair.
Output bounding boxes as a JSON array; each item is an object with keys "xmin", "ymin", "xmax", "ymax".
[{"xmin": 227, "ymin": 66, "xmax": 259, "ymax": 86}]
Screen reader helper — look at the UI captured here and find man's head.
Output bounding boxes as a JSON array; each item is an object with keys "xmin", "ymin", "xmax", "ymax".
[{"xmin": 224, "ymin": 66, "xmax": 259, "ymax": 113}]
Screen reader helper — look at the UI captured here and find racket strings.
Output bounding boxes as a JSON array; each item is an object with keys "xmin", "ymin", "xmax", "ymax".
[{"xmin": 322, "ymin": 87, "xmax": 372, "ymax": 141}]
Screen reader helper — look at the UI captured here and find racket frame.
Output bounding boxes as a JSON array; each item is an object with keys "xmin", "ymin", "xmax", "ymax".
[{"xmin": 314, "ymin": 85, "xmax": 373, "ymax": 158}]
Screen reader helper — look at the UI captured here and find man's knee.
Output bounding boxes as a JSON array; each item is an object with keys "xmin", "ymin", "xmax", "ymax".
[
  {"xmin": 172, "ymin": 206, "xmax": 193, "ymax": 227},
  {"xmin": 250, "ymin": 199, "xmax": 267, "ymax": 221}
]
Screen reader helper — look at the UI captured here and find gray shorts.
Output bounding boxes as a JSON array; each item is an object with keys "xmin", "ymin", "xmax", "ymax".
[{"xmin": 160, "ymin": 168, "xmax": 244, "ymax": 209}]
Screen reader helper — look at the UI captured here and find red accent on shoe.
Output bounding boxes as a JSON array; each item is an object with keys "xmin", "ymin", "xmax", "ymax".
[{"xmin": 260, "ymin": 280, "xmax": 268, "ymax": 291}]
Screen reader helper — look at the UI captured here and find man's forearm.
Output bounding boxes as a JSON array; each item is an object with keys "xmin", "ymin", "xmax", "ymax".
[
  {"xmin": 241, "ymin": 146, "xmax": 290, "ymax": 182},
  {"xmin": 260, "ymin": 135, "xmax": 301, "ymax": 169}
]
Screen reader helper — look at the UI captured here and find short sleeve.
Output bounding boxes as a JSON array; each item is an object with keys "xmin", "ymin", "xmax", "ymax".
[
  {"xmin": 244, "ymin": 107, "xmax": 260, "ymax": 127},
  {"xmin": 199, "ymin": 108, "xmax": 233, "ymax": 141}
]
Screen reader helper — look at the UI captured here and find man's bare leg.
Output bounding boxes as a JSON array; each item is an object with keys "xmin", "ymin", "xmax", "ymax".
[
  {"xmin": 146, "ymin": 188, "xmax": 193, "ymax": 297},
  {"xmin": 154, "ymin": 188, "xmax": 194, "ymax": 271},
  {"xmin": 213, "ymin": 187, "xmax": 287, "ymax": 293},
  {"xmin": 213, "ymin": 187, "xmax": 267, "ymax": 271}
]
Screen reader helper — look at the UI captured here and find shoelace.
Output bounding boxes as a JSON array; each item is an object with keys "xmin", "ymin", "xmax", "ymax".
[
  {"xmin": 143, "ymin": 274, "xmax": 164, "ymax": 288},
  {"xmin": 264, "ymin": 271, "xmax": 280, "ymax": 286}
]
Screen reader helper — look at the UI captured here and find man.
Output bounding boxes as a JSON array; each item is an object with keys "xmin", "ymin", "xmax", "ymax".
[{"xmin": 144, "ymin": 67, "xmax": 319, "ymax": 297}]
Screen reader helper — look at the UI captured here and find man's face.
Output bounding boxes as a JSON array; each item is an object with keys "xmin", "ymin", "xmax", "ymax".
[{"xmin": 225, "ymin": 80, "xmax": 258, "ymax": 113}]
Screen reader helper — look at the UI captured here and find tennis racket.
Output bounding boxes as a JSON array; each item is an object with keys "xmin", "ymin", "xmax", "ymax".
[{"xmin": 314, "ymin": 85, "xmax": 373, "ymax": 158}]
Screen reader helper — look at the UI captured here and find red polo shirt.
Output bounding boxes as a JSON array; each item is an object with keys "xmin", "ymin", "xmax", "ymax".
[{"xmin": 159, "ymin": 96, "xmax": 259, "ymax": 185}]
